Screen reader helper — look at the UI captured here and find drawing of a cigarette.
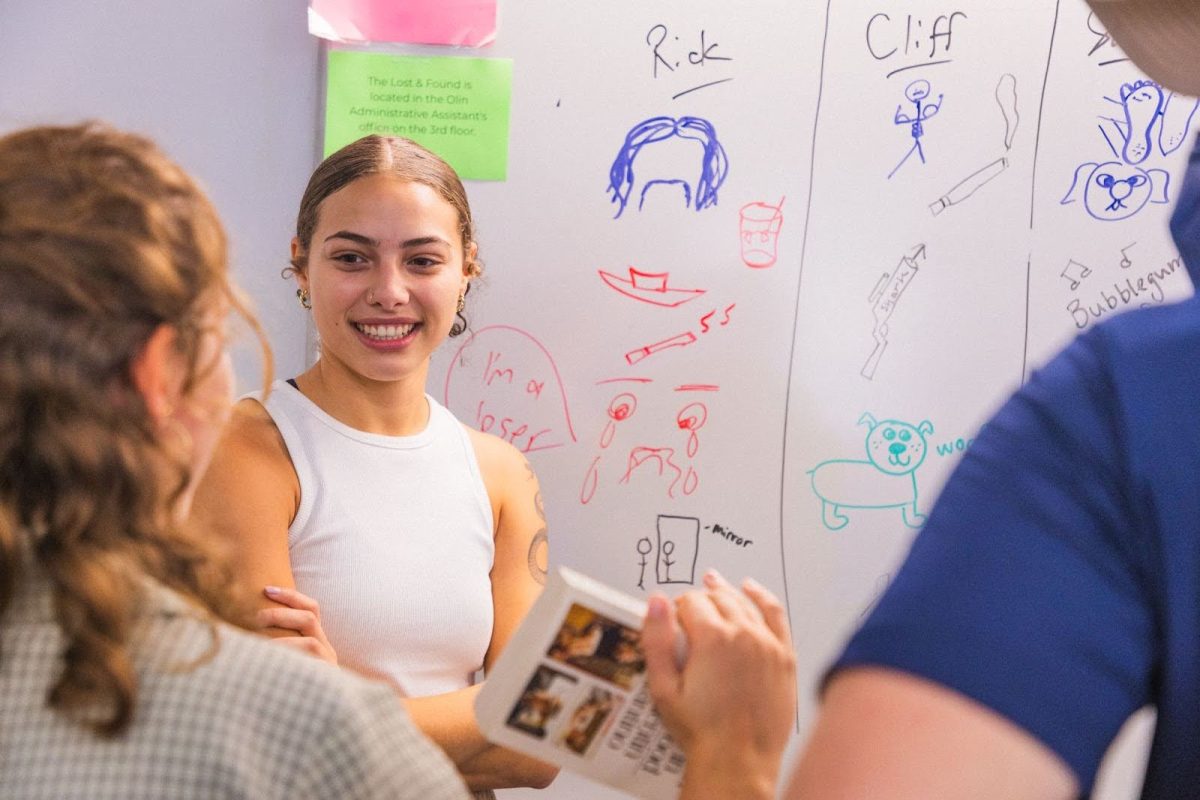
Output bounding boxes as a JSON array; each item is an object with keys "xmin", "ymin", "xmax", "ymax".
[
  {"xmin": 929, "ymin": 157, "xmax": 1009, "ymax": 216},
  {"xmin": 625, "ymin": 332, "xmax": 698, "ymax": 365}
]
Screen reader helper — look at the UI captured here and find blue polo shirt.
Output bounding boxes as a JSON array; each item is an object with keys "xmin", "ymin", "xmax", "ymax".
[{"xmin": 834, "ymin": 139, "xmax": 1200, "ymax": 797}]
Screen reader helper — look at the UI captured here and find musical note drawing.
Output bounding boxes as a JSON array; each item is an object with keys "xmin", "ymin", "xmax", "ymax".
[
  {"xmin": 598, "ymin": 266, "xmax": 707, "ymax": 307},
  {"xmin": 1060, "ymin": 259, "xmax": 1093, "ymax": 290},
  {"xmin": 862, "ymin": 244, "xmax": 925, "ymax": 380},
  {"xmin": 1120, "ymin": 242, "xmax": 1137, "ymax": 269}
]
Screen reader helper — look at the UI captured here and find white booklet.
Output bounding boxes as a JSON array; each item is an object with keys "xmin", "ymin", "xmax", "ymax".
[{"xmin": 475, "ymin": 567, "xmax": 687, "ymax": 800}]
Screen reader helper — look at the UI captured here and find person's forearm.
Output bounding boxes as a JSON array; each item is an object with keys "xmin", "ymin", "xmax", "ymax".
[
  {"xmin": 455, "ymin": 740, "xmax": 558, "ymax": 791},
  {"xmin": 403, "ymin": 686, "xmax": 558, "ymax": 791},
  {"xmin": 679, "ymin": 738, "xmax": 779, "ymax": 800}
]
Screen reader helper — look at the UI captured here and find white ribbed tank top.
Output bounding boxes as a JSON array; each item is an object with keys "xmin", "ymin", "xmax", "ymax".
[{"xmin": 256, "ymin": 380, "xmax": 495, "ymax": 698}]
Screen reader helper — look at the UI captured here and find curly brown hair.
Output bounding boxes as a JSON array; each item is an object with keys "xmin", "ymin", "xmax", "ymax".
[
  {"xmin": 289, "ymin": 135, "xmax": 483, "ymax": 336},
  {"xmin": 0, "ymin": 123, "xmax": 267, "ymax": 735}
]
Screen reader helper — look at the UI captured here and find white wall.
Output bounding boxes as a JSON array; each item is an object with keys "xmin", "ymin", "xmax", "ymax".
[{"xmin": 1, "ymin": 0, "xmax": 320, "ymax": 387}]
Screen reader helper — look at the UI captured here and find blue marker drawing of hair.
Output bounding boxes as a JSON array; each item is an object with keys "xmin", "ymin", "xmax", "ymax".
[{"xmin": 607, "ymin": 116, "xmax": 730, "ymax": 219}]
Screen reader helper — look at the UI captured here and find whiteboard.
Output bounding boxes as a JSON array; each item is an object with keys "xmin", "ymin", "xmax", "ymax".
[
  {"xmin": 1, "ymin": 1, "xmax": 1186, "ymax": 797},
  {"xmin": 421, "ymin": 1, "xmax": 1192, "ymax": 797}
]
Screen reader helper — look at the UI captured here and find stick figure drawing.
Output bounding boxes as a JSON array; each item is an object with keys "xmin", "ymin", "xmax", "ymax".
[{"xmin": 889, "ymin": 79, "xmax": 944, "ymax": 180}]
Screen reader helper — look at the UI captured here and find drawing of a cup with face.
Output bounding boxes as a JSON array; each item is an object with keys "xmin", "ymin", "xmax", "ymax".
[
  {"xmin": 1061, "ymin": 161, "xmax": 1170, "ymax": 222},
  {"xmin": 738, "ymin": 201, "xmax": 784, "ymax": 268}
]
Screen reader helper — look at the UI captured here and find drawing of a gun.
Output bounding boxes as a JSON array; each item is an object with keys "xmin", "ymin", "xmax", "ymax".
[{"xmin": 862, "ymin": 244, "xmax": 925, "ymax": 380}]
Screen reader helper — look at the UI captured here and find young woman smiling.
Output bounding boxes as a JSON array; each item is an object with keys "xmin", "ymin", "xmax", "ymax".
[{"xmin": 191, "ymin": 135, "xmax": 555, "ymax": 795}]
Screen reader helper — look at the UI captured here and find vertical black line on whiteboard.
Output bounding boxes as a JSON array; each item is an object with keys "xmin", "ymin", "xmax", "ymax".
[
  {"xmin": 1022, "ymin": 255, "xmax": 1032, "ymax": 384},
  {"xmin": 1025, "ymin": 0, "xmax": 1060, "ymax": 383},
  {"xmin": 1028, "ymin": 0, "xmax": 1060, "ymax": 231},
  {"xmin": 778, "ymin": 0, "xmax": 832, "ymax": 728}
]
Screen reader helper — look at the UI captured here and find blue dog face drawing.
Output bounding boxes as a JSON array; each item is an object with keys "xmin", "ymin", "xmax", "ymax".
[
  {"xmin": 864, "ymin": 416, "xmax": 932, "ymax": 475},
  {"xmin": 1061, "ymin": 160, "xmax": 1170, "ymax": 221},
  {"xmin": 1065, "ymin": 160, "xmax": 1166, "ymax": 220}
]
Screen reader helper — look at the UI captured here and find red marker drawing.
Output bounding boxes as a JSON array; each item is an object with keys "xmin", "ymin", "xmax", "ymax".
[
  {"xmin": 625, "ymin": 331, "xmax": 697, "ymax": 365},
  {"xmin": 599, "ymin": 266, "xmax": 707, "ymax": 307}
]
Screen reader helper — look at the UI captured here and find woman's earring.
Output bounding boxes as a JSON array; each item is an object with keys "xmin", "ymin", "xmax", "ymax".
[
  {"xmin": 449, "ymin": 290, "xmax": 468, "ymax": 337},
  {"xmin": 296, "ymin": 287, "xmax": 312, "ymax": 310}
]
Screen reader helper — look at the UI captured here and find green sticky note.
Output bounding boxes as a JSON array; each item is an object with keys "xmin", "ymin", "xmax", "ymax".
[{"xmin": 324, "ymin": 50, "xmax": 512, "ymax": 181}]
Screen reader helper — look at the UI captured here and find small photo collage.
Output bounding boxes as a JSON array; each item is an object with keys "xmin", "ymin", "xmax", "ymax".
[{"xmin": 504, "ymin": 602, "xmax": 648, "ymax": 759}]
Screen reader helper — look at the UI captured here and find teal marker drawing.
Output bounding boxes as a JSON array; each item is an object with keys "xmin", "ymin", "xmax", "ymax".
[{"xmin": 809, "ymin": 412, "xmax": 934, "ymax": 531}]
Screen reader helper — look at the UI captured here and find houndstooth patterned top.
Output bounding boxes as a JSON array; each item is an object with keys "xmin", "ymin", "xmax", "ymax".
[{"xmin": 0, "ymin": 572, "xmax": 470, "ymax": 800}]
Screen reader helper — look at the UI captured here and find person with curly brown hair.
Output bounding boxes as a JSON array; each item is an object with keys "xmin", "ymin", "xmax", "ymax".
[{"xmin": 0, "ymin": 122, "xmax": 468, "ymax": 800}]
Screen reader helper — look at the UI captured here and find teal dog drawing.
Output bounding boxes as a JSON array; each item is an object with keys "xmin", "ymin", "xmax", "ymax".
[{"xmin": 809, "ymin": 413, "xmax": 933, "ymax": 531}]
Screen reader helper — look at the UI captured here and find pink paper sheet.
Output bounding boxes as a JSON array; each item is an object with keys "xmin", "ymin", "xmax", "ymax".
[{"xmin": 309, "ymin": 0, "xmax": 496, "ymax": 47}]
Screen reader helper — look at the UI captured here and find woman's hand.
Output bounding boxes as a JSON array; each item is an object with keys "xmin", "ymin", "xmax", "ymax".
[
  {"xmin": 257, "ymin": 585, "xmax": 339, "ymax": 665},
  {"xmin": 641, "ymin": 570, "xmax": 796, "ymax": 799}
]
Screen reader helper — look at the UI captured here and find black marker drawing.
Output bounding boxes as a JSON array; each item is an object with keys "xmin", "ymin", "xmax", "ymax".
[
  {"xmin": 863, "ymin": 244, "xmax": 925, "ymax": 380},
  {"xmin": 861, "ymin": 573, "xmax": 894, "ymax": 619},
  {"xmin": 1060, "ymin": 258, "xmax": 1093, "ymax": 290},
  {"xmin": 646, "ymin": 23, "xmax": 734, "ymax": 100},
  {"xmin": 1120, "ymin": 242, "xmax": 1136, "ymax": 269},
  {"xmin": 997, "ymin": 72, "xmax": 1019, "ymax": 150},
  {"xmin": 930, "ymin": 74, "xmax": 1019, "ymax": 216},
  {"xmin": 636, "ymin": 537, "xmax": 653, "ymax": 590},
  {"xmin": 656, "ymin": 514, "xmax": 699, "ymax": 585}
]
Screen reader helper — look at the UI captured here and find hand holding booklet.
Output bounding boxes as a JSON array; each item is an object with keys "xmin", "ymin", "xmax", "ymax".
[{"xmin": 475, "ymin": 567, "xmax": 687, "ymax": 800}]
